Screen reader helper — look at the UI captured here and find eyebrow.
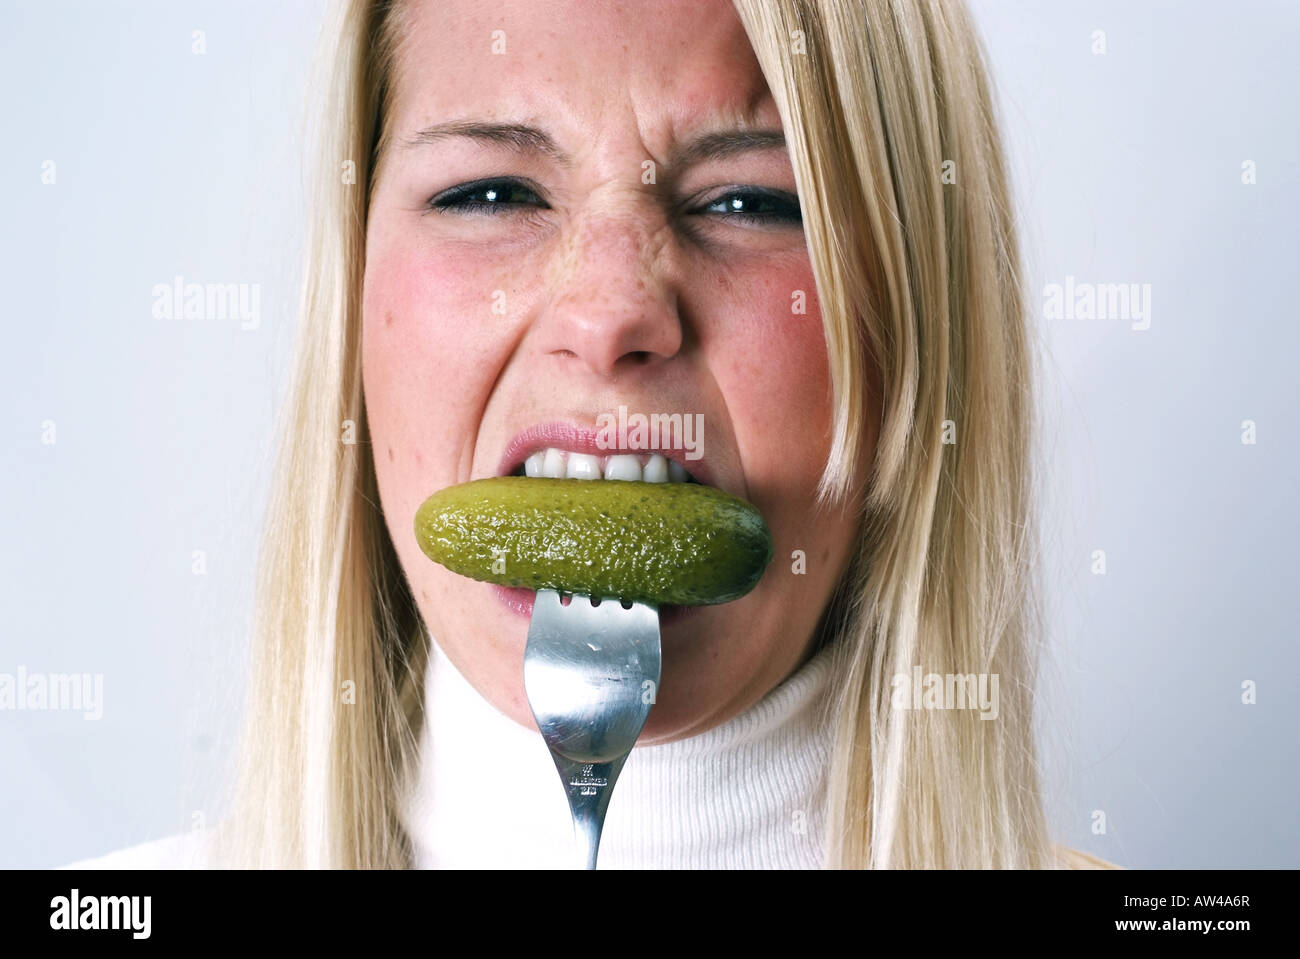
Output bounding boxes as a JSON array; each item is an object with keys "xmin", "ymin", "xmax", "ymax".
[
  {"xmin": 403, "ymin": 120, "xmax": 573, "ymax": 164},
  {"xmin": 670, "ymin": 129, "xmax": 786, "ymax": 167},
  {"xmin": 401, "ymin": 120, "xmax": 786, "ymax": 168}
]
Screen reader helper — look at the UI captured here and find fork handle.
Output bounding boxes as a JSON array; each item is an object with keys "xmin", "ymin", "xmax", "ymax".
[{"xmin": 545, "ymin": 752, "xmax": 631, "ymax": 869}]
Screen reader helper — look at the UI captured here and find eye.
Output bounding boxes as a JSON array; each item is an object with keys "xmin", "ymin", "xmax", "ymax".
[
  {"xmin": 695, "ymin": 188, "xmax": 802, "ymax": 226},
  {"xmin": 427, "ymin": 177, "xmax": 548, "ymax": 216}
]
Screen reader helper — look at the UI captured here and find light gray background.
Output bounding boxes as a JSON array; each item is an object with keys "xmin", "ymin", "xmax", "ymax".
[{"xmin": 2, "ymin": 0, "xmax": 1296, "ymax": 868}]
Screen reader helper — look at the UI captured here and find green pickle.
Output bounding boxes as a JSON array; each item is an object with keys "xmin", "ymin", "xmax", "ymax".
[{"xmin": 414, "ymin": 476, "xmax": 772, "ymax": 606}]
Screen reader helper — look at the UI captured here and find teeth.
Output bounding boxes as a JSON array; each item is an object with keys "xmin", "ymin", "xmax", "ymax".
[
  {"xmin": 566, "ymin": 452, "xmax": 601, "ymax": 480},
  {"xmin": 542, "ymin": 448, "xmax": 566, "ymax": 478},
  {"xmin": 604, "ymin": 454, "xmax": 642, "ymax": 482},
  {"xmin": 643, "ymin": 454, "xmax": 668, "ymax": 483},
  {"xmin": 516, "ymin": 448, "xmax": 694, "ymax": 483}
]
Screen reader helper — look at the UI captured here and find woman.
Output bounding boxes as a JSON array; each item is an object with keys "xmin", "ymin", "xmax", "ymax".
[{"xmin": 70, "ymin": 0, "xmax": 1112, "ymax": 869}]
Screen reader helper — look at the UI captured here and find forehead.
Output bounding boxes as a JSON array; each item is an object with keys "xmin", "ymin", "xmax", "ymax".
[{"xmin": 388, "ymin": 0, "xmax": 779, "ymax": 146}]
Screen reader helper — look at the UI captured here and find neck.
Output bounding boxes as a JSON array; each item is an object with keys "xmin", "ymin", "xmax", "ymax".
[{"xmin": 401, "ymin": 631, "xmax": 839, "ymax": 868}]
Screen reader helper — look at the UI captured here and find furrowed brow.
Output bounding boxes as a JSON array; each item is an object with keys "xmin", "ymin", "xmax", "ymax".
[{"xmin": 401, "ymin": 121, "xmax": 787, "ymax": 170}]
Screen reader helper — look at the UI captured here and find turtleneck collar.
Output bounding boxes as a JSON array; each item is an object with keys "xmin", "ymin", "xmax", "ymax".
[{"xmin": 400, "ymin": 628, "xmax": 838, "ymax": 869}]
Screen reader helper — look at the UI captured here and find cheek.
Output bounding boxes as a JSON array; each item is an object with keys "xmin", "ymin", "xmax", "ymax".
[
  {"xmin": 699, "ymin": 255, "xmax": 837, "ymax": 585},
  {"xmin": 361, "ymin": 222, "xmax": 521, "ymax": 493},
  {"xmin": 706, "ymin": 255, "xmax": 829, "ymax": 493}
]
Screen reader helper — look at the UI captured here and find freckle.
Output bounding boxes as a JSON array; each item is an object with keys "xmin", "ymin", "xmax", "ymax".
[
  {"xmin": 385, "ymin": 311, "xmax": 393, "ymax": 328},
  {"xmin": 387, "ymin": 446, "xmax": 394, "ymax": 462},
  {"xmin": 821, "ymin": 548, "xmax": 830, "ymax": 562}
]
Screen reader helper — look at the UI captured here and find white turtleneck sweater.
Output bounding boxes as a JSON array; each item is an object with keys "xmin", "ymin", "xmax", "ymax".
[
  {"xmin": 63, "ymin": 631, "xmax": 837, "ymax": 870},
  {"xmin": 400, "ymin": 631, "xmax": 836, "ymax": 869}
]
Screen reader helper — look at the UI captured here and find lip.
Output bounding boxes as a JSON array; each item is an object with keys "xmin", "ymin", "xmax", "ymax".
[
  {"xmin": 492, "ymin": 584, "xmax": 699, "ymax": 626},
  {"xmin": 496, "ymin": 421, "xmax": 719, "ymax": 489}
]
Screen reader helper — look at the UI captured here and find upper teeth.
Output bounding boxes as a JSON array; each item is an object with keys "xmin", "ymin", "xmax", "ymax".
[{"xmin": 522, "ymin": 448, "xmax": 691, "ymax": 483}]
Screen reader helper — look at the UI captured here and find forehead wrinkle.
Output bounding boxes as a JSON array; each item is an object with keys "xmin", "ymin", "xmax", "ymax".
[{"xmin": 386, "ymin": 3, "xmax": 785, "ymax": 180}]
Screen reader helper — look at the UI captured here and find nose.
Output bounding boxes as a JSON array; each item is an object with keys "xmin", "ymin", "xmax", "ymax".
[{"xmin": 537, "ymin": 209, "xmax": 683, "ymax": 378}]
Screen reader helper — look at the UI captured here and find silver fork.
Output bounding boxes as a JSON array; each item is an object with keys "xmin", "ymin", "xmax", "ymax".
[{"xmin": 523, "ymin": 588, "xmax": 661, "ymax": 869}]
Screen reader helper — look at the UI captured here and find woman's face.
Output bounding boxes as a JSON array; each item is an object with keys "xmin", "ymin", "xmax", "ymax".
[{"xmin": 363, "ymin": 0, "xmax": 872, "ymax": 742}]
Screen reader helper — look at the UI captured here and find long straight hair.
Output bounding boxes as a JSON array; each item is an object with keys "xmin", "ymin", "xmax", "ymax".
[
  {"xmin": 732, "ymin": 0, "xmax": 1050, "ymax": 868},
  {"xmin": 218, "ymin": 0, "xmax": 1054, "ymax": 868}
]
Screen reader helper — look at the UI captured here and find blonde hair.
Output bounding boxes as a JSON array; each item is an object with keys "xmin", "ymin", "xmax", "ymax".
[{"xmin": 217, "ymin": 0, "xmax": 1057, "ymax": 868}]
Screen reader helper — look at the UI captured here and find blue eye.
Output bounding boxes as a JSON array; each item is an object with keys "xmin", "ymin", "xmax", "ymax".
[
  {"xmin": 698, "ymin": 189, "xmax": 802, "ymax": 226},
  {"xmin": 428, "ymin": 178, "xmax": 547, "ymax": 215}
]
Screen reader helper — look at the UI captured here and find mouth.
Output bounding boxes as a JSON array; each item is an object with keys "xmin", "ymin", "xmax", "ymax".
[
  {"xmin": 496, "ymin": 422, "xmax": 712, "ymax": 487},
  {"xmin": 492, "ymin": 421, "xmax": 714, "ymax": 625}
]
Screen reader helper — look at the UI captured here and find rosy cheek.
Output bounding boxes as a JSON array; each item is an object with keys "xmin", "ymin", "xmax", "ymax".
[
  {"xmin": 366, "ymin": 217, "xmax": 556, "ymax": 496},
  {"xmin": 712, "ymin": 257, "xmax": 829, "ymax": 488},
  {"xmin": 363, "ymin": 233, "xmax": 479, "ymax": 492},
  {"xmin": 367, "ymin": 234, "xmax": 466, "ymax": 372}
]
